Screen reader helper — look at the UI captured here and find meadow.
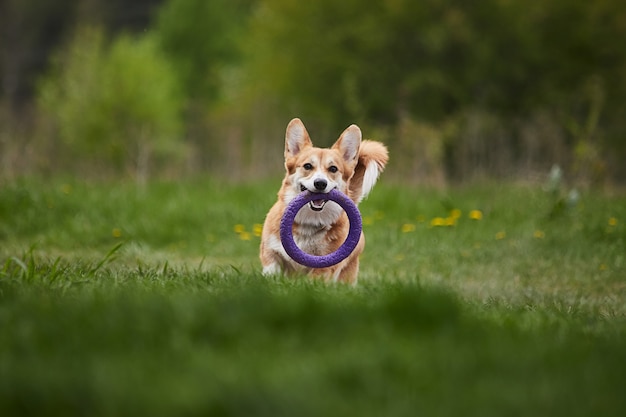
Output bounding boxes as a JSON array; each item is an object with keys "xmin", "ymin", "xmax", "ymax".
[{"xmin": 1, "ymin": 178, "xmax": 625, "ymax": 416}]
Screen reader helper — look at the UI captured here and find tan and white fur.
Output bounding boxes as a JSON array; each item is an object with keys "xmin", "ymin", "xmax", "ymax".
[{"xmin": 260, "ymin": 118, "xmax": 388, "ymax": 284}]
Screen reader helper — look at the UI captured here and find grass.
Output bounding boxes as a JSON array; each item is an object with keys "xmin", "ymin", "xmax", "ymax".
[{"xmin": 1, "ymin": 178, "xmax": 625, "ymax": 416}]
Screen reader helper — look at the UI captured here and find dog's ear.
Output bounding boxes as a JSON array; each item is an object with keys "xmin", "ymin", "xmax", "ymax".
[
  {"xmin": 332, "ymin": 124, "xmax": 362, "ymax": 166},
  {"xmin": 285, "ymin": 118, "xmax": 312, "ymax": 160}
]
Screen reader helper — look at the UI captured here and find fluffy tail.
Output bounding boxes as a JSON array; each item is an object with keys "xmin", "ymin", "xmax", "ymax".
[{"xmin": 348, "ymin": 140, "xmax": 389, "ymax": 204}]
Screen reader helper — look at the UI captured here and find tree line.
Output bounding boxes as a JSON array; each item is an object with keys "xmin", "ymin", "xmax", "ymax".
[{"xmin": 1, "ymin": 0, "xmax": 625, "ymax": 185}]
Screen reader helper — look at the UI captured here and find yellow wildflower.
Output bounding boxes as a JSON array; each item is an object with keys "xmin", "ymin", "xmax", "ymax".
[
  {"xmin": 401, "ymin": 223, "xmax": 416, "ymax": 233},
  {"xmin": 444, "ymin": 217, "xmax": 456, "ymax": 226},
  {"xmin": 608, "ymin": 217, "xmax": 618, "ymax": 227},
  {"xmin": 450, "ymin": 209, "xmax": 462, "ymax": 220},
  {"xmin": 112, "ymin": 228, "xmax": 122, "ymax": 238},
  {"xmin": 430, "ymin": 217, "xmax": 446, "ymax": 227},
  {"xmin": 239, "ymin": 232, "xmax": 252, "ymax": 241},
  {"xmin": 253, "ymin": 223, "xmax": 263, "ymax": 237},
  {"xmin": 233, "ymin": 224, "xmax": 246, "ymax": 234},
  {"xmin": 533, "ymin": 230, "xmax": 545, "ymax": 239},
  {"xmin": 468, "ymin": 210, "xmax": 483, "ymax": 220}
]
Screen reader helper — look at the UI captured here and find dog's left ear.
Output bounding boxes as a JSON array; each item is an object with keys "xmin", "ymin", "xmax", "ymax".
[{"xmin": 333, "ymin": 124, "xmax": 362, "ymax": 166}]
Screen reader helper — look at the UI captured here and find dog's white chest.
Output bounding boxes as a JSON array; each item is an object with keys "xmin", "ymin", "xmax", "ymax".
[{"xmin": 294, "ymin": 231, "xmax": 329, "ymax": 256}]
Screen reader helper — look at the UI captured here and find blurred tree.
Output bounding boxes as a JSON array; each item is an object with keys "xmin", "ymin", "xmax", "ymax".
[
  {"xmin": 240, "ymin": 0, "xmax": 626, "ymax": 182},
  {"xmin": 38, "ymin": 27, "xmax": 184, "ymax": 184},
  {"xmin": 243, "ymin": 0, "xmax": 481, "ymax": 129},
  {"xmin": 0, "ymin": 0, "xmax": 165, "ymax": 178},
  {"xmin": 154, "ymin": 0, "xmax": 254, "ymax": 104},
  {"xmin": 0, "ymin": 0, "xmax": 163, "ymax": 109},
  {"xmin": 152, "ymin": 0, "xmax": 256, "ymax": 174},
  {"xmin": 0, "ymin": 0, "xmax": 77, "ymax": 108},
  {"xmin": 3, "ymin": 0, "xmax": 626, "ymax": 183}
]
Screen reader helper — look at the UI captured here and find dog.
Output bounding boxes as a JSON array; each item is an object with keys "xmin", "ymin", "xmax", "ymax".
[{"xmin": 260, "ymin": 118, "xmax": 388, "ymax": 284}]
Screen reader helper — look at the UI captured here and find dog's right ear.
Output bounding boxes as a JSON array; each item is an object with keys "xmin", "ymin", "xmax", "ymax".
[{"xmin": 285, "ymin": 118, "xmax": 312, "ymax": 160}]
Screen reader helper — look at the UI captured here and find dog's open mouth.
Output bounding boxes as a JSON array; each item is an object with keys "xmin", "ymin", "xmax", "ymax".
[
  {"xmin": 309, "ymin": 199, "xmax": 328, "ymax": 211},
  {"xmin": 301, "ymin": 185, "xmax": 328, "ymax": 211}
]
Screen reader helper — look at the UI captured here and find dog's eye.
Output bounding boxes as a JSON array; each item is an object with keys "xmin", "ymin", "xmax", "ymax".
[
  {"xmin": 328, "ymin": 165, "xmax": 338, "ymax": 173},
  {"xmin": 303, "ymin": 163, "xmax": 313, "ymax": 170}
]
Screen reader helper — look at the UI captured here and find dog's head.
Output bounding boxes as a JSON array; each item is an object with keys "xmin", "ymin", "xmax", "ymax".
[{"xmin": 281, "ymin": 118, "xmax": 361, "ymax": 222}]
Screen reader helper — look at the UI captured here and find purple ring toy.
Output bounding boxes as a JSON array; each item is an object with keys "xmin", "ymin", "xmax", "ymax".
[{"xmin": 280, "ymin": 189, "xmax": 362, "ymax": 268}]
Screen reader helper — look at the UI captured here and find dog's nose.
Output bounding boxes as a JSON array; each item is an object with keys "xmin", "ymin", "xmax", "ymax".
[{"xmin": 313, "ymin": 179, "xmax": 327, "ymax": 191}]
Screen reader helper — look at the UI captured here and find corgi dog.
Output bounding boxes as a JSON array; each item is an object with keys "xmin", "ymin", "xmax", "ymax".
[{"xmin": 260, "ymin": 118, "xmax": 388, "ymax": 284}]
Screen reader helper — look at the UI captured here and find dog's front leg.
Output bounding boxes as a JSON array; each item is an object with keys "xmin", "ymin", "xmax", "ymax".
[
  {"xmin": 306, "ymin": 266, "xmax": 339, "ymax": 283},
  {"xmin": 262, "ymin": 262, "xmax": 283, "ymax": 276}
]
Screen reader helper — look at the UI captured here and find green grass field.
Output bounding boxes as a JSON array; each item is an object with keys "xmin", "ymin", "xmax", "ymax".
[{"xmin": 1, "ymin": 178, "xmax": 625, "ymax": 416}]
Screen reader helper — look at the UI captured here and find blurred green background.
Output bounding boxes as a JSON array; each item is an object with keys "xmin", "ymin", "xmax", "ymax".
[{"xmin": 1, "ymin": 0, "xmax": 625, "ymax": 185}]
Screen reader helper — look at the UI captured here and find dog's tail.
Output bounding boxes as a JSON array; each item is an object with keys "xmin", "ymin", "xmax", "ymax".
[{"xmin": 349, "ymin": 140, "xmax": 389, "ymax": 204}]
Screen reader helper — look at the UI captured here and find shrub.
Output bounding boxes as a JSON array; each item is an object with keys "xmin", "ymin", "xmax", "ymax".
[{"xmin": 38, "ymin": 26, "xmax": 184, "ymax": 183}]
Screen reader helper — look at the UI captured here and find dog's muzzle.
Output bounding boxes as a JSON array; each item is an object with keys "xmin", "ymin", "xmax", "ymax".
[{"xmin": 301, "ymin": 184, "xmax": 329, "ymax": 211}]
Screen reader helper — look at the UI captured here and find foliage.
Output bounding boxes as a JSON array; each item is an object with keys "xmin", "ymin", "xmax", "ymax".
[
  {"xmin": 37, "ymin": 26, "xmax": 184, "ymax": 182},
  {"xmin": 244, "ymin": 0, "xmax": 626, "ymax": 124},
  {"xmin": 240, "ymin": 0, "xmax": 626, "ymax": 181},
  {"xmin": 0, "ymin": 0, "xmax": 79, "ymax": 105},
  {"xmin": 3, "ymin": 0, "xmax": 626, "ymax": 182},
  {"xmin": 154, "ymin": 0, "xmax": 254, "ymax": 103}
]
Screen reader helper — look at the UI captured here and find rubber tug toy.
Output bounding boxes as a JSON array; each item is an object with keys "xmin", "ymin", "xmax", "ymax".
[{"xmin": 279, "ymin": 189, "xmax": 362, "ymax": 268}]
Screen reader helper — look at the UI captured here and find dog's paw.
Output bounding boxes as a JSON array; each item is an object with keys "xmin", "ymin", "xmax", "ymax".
[{"xmin": 262, "ymin": 263, "xmax": 282, "ymax": 276}]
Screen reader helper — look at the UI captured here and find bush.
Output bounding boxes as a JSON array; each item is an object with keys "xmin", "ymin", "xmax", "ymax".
[{"xmin": 38, "ymin": 26, "xmax": 184, "ymax": 183}]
